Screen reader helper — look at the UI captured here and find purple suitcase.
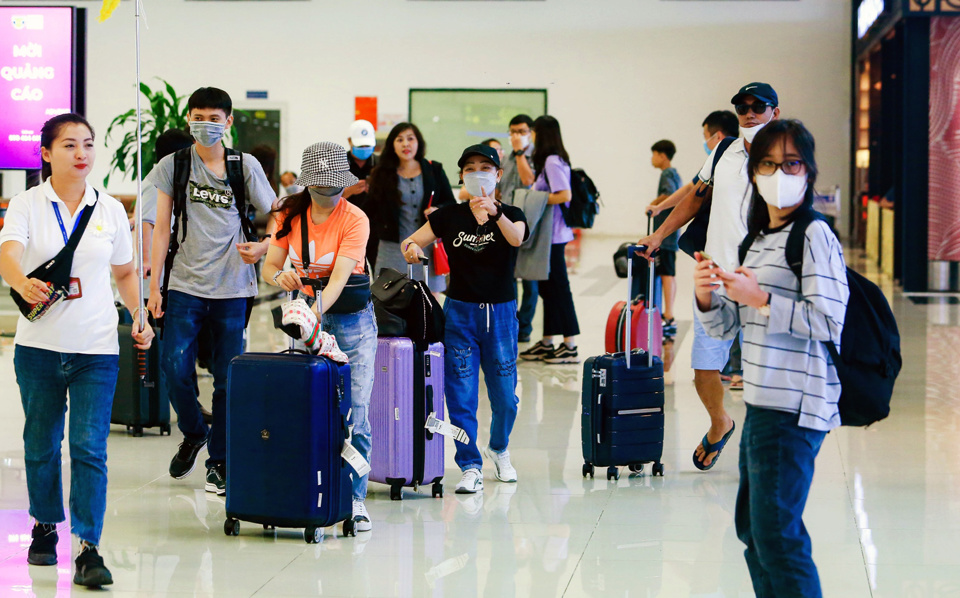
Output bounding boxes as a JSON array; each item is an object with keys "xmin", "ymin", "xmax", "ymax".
[
  {"xmin": 370, "ymin": 339, "xmax": 445, "ymax": 500},
  {"xmin": 370, "ymin": 260, "xmax": 446, "ymax": 500}
]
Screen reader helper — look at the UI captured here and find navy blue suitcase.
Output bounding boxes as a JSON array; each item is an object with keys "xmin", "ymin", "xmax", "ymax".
[
  {"xmin": 582, "ymin": 244, "xmax": 665, "ymax": 480},
  {"xmin": 224, "ymin": 351, "xmax": 356, "ymax": 542}
]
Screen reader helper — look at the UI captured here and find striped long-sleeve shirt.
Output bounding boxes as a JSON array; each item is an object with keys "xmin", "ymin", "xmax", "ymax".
[{"xmin": 697, "ymin": 218, "xmax": 849, "ymax": 431}]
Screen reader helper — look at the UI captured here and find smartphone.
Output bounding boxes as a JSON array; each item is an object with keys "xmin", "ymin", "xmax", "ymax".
[{"xmin": 699, "ymin": 252, "xmax": 725, "ymax": 271}]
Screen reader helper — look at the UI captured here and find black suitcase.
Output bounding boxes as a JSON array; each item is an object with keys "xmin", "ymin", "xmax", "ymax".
[
  {"xmin": 582, "ymin": 244, "xmax": 665, "ymax": 480},
  {"xmin": 111, "ymin": 305, "xmax": 171, "ymax": 437}
]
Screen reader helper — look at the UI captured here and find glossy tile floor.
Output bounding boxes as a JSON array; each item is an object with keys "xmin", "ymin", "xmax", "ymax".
[{"xmin": 0, "ymin": 235, "xmax": 954, "ymax": 597}]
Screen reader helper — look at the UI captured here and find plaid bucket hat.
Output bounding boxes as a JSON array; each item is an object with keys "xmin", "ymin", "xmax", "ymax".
[{"xmin": 296, "ymin": 142, "xmax": 359, "ymax": 188}]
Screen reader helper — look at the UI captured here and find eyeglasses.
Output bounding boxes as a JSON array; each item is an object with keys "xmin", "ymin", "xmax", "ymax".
[
  {"xmin": 734, "ymin": 102, "xmax": 774, "ymax": 116},
  {"xmin": 756, "ymin": 159, "xmax": 805, "ymax": 176}
]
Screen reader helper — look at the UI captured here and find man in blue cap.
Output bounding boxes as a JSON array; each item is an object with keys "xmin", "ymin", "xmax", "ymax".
[{"xmin": 638, "ymin": 82, "xmax": 780, "ymax": 471}]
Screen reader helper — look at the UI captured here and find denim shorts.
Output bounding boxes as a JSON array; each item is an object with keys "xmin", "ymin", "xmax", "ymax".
[{"xmin": 691, "ymin": 308, "xmax": 735, "ymax": 371}]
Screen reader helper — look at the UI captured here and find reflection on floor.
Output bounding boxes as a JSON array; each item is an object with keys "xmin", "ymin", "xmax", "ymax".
[{"xmin": 0, "ymin": 236, "xmax": 954, "ymax": 597}]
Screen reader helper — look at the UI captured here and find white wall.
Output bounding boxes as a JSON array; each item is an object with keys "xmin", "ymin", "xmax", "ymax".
[{"xmin": 71, "ymin": 0, "xmax": 850, "ymax": 236}]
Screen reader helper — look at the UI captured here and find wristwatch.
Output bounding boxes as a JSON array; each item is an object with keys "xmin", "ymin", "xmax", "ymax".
[
  {"xmin": 513, "ymin": 149, "xmax": 526, "ymax": 157},
  {"xmin": 758, "ymin": 293, "xmax": 771, "ymax": 317},
  {"xmin": 489, "ymin": 202, "xmax": 503, "ymax": 222}
]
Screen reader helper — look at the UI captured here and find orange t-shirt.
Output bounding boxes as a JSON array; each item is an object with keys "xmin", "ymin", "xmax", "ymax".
[{"xmin": 271, "ymin": 200, "xmax": 369, "ymax": 292}]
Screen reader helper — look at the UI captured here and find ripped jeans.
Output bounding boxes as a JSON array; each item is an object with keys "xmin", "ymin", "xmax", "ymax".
[{"xmin": 443, "ymin": 298, "xmax": 520, "ymax": 471}]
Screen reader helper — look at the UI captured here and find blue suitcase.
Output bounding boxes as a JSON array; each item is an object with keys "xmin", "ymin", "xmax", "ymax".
[
  {"xmin": 224, "ymin": 351, "xmax": 356, "ymax": 542},
  {"xmin": 582, "ymin": 244, "xmax": 666, "ymax": 481}
]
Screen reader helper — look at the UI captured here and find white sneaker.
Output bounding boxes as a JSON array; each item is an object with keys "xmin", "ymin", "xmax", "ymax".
[
  {"xmin": 352, "ymin": 500, "xmax": 372, "ymax": 533},
  {"xmin": 455, "ymin": 468, "xmax": 484, "ymax": 494},
  {"xmin": 483, "ymin": 446, "xmax": 518, "ymax": 483}
]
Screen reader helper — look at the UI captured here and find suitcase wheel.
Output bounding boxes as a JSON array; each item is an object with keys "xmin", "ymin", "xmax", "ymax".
[
  {"xmin": 305, "ymin": 526, "xmax": 324, "ymax": 543},
  {"xmin": 342, "ymin": 519, "xmax": 357, "ymax": 538},
  {"xmin": 432, "ymin": 482, "xmax": 444, "ymax": 499},
  {"xmin": 390, "ymin": 485, "xmax": 403, "ymax": 501},
  {"xmin": 131, "ymin": 426, "xmax": 144, "ymax": 438},
  {"xmin": 582, "ymin": 463, "xmax": 595, "ymax": 478},
  {"xmin": 652, "ymin": 462, "xmax": 665, "ymax": 477},
  {"xmin": 628, "ymin": 463, "xmax": 644, "ymax": 474},
  {"xmin": 262, "ymin": 524, "xmax": 276, "ymax": 532},
  {"xmin": 224, "ymin": 518, "xmax": 240, "ymax": 537},
  {"xmin": 160, "ymin": 423, "xmax": 171, "ymax": 436},
  {"xmin": 606, "ymin": 466, "xmax": 620, "ymax": 481}
]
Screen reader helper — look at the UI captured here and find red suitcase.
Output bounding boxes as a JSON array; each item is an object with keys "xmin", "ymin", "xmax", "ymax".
[{"xmin": 605, "ymin": 238, "xmax": 662, "ymax": 355}]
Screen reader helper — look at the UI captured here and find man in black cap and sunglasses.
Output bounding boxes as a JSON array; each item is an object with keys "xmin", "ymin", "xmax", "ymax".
[{"xmin": 638, "ymin": 82, "xmax": 780, "ymax": 473}]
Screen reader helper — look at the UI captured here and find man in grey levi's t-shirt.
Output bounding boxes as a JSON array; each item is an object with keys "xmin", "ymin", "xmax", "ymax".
[{"xmin": 152, "ymin": 146, "xmax": 275, "ymax": 298}]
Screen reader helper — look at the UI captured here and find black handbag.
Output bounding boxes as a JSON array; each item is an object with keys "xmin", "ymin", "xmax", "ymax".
[
  {"xmin": 11, "ymin": 194, "xmax": 97, "ymax": 321},
  {"xmin": 371, "ymin": 266, "xmax": 444, "ymax": 347}
]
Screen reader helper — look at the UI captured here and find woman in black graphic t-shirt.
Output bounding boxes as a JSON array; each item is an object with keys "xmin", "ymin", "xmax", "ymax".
[{"xmin": 401, "ymin": 144, "xmax": 528, "ymax": 496}]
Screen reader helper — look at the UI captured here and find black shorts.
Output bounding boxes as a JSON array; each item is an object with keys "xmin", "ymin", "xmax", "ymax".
[{"xmin": 655, "ymin": 250, "xmax": 676, "ymax": 277}]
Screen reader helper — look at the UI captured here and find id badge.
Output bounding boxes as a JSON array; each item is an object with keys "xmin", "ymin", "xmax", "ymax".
[{"xmin": 66, "ymin": 277, "xmax": 82, "ymax": 300}]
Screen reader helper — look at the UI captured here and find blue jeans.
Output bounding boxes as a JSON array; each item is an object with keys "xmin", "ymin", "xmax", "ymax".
[
  {"xmin": 443, "ymin": 298, "xmax": 520, "ymax": 471},
  {"xmin": 517, "ymin": 280, "xmax": 538, "ymax": 339},
  {"xmin": 161, "ymin": 290, "xmax": 246, "ymax": 467},
  {"xmin": 323, "ymin": 303, "xmax": 378, "ymax": 501},
  {"xmin": 14, "ymin": 346, "xmax": 119, "ymax": 545},
  {"xmin": 736, "ymin": 404, "xmax": 827, "ymax": 598}
]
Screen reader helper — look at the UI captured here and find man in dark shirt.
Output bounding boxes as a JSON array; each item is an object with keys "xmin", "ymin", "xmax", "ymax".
[
  {"xmin": 401, "ymin": 144, "xmax": 529, "ymax": 495},
  {"xmin": 343, "ymin": 119, "xmax": 379, "ymax": 269}
]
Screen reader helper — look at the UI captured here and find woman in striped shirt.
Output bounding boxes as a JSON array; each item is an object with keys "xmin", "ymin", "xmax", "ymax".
[{"xmin": 694, "ymin": 120, "xmax": 848, "ymax": 598}]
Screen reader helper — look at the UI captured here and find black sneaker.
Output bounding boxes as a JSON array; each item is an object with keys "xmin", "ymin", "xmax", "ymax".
[
  {"xmin": 169, "ymin": 436, "xmax": 207, "ymax": 479},
  {"xmin": 74, "ymin": 545, "xmax": 112, "ymax": 587},
  {"xmin": 544, "ymin": 343, "xmax": 580, "ymax": 364},
  {"xmin": 663, "ymin": 318, "xmax": 677, "ymax": 339},
  {"xmin": 27, "ymin": 523, "xmax": 58, "ymax": 566},
  {"xmin": 519, "ymin": 341, "xmax": 553, "ymax": 361},
  {"xmin": 205, "ymin": 463, "xmax": 226, "ymax": 495}
]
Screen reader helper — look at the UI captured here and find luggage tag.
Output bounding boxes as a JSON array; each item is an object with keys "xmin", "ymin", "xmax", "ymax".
[
  {"xmin": 425, "ymin": 412, "xmax": 469, "ymax": 444},
  {"xmin": 66, "ymin": 277, "xmax": 82, "ymax": 300},
  {"xmin": 342, "ymin": 443, "xmax": 371, "ymax": 477}
]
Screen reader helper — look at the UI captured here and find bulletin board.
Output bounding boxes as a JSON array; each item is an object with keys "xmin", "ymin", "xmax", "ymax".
[{"xmin": 409, "ymin": 89, "xmax": 547, "ymax": 186}]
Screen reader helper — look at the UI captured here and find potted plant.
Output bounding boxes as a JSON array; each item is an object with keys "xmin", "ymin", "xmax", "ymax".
[{"xmin": 102, "ymin": 77, "xmax": 190, "ymax": 188}]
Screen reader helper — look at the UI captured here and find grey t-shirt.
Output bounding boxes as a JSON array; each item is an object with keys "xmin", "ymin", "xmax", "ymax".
[
  {"xmin": 500, "ymin": 143, "xmax": 534, "ymax": 205},
  {"xmin": 654, "ymin": 167, "xmax": 683, "ymax": 252},
  {"xmin": 153, "ymin": 146, "xmax": 275, "ymax": 299},
  {"xmin": 139, "ymin": 168, "xmax": 160, "ymax": 226}
]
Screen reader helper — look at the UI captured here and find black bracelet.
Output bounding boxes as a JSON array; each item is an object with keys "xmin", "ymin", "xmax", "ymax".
[
  {"xmin": 513, "ymin": 150, "xmax": 525, "ymax": 157},
  {"xmin": 489, "ymin": 202, "xmax": 503, "ymax": 222}
]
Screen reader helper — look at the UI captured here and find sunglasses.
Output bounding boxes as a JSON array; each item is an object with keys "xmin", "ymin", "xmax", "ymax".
[{"xmin": 735, "ymin": 102, "xmax": 775, "ymax": 116}]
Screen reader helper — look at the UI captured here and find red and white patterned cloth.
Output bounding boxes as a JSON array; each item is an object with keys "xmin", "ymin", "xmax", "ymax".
[
  {"xmin": 280, "ymin": 298, "xmax": 349, "ymax": 364},
  {"xmin": 928, "ymin": 17, "xmax": 960, "ymax": 261}
]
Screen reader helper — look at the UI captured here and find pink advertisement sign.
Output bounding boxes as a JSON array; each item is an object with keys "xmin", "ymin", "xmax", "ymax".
[
  {"xmin": 928, "ymin": 17, "xmax": 960, "ymax": 261},
  {"xmin": 0, "ymin": 7, "xmax": 75, "ymax": 170}
]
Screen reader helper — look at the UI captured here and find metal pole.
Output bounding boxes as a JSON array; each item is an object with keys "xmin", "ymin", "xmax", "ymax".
[{"xmin": 134, "ymin": 0, "xmax": 146, "ymax": 378}]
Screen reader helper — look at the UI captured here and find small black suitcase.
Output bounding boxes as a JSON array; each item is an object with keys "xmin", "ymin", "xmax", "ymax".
[
  {"xmin": 582, "ymin": 244, "xmax": 665, "ymax": 480},
  {"xmin": 111, "ymin": 305, "xmax": 171, "ymax": 437}
]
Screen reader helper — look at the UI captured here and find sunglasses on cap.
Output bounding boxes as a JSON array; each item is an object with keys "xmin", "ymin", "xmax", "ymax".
[{"xmin": 735, "ymin": 102, "xmax": 775, "ymax": 116}]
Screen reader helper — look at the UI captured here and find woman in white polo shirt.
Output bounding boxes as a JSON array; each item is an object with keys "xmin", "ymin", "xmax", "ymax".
[{"xmin": 0, "ymin": 113, "xmax": 153, "ymax": 588}]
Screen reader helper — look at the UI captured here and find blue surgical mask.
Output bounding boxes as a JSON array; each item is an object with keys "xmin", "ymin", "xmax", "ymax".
[
  {"xmin": 189, "ymin": 121, "xmax": 226, "ymax": 147},
  {"xmin": 352, "ymin": 146, "xmax": 374, "ymax": 160},
  {"xmin": 462, "ymin": 171, "xmax": 498, "ymax": 197},
  {"xmin": 703, "ymin": 141, "xmax": 711, "ymax": 155}
]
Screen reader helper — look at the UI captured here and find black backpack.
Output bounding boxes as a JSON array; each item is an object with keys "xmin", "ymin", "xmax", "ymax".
[
  {"xmin": 738, "ymin": 208, "xmax": 902, "ymax": 427},
  {"xmin": 160, "ymin": 147, "xmax": 257, "ymax": 317},
  {"xmin": 547, "ymin": 167, "xmax": 601, "ymax": 229},
  {"xmin": 678, "ymin": 137, "xmax": 736, "ymax": 258}
]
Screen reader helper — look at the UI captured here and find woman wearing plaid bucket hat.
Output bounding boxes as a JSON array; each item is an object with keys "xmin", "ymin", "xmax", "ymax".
[{"xmin": 262, "ymin": 142, "xmax": 378, "ymax": 533}]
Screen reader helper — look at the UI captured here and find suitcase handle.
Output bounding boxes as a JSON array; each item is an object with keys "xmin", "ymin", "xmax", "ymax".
[
  {"xmin": 424, "ymin": 385, "xmax": 435, "ymax": 441},
  {"xmin": 407, "ymin": 257, "xmax": 431, "ymax": 289},
  {"xmin": 626, "ymin": 241, "xmax": 656, "ymax": 370}
]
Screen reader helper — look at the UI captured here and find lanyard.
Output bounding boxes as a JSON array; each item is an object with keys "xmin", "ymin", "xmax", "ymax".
[{"xmin": 53, "ymin": 202, "xmax": 86, "ymax": 245}]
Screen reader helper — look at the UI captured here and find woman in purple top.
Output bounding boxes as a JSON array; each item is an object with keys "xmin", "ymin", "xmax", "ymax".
[{"xmin": 518, "ymin": 115, "xmax": 581, "ymax": 364}]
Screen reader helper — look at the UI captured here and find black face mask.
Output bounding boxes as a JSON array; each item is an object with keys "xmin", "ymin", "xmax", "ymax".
[{"xmin": 309, "ymin": 186, "xmax": 343, "ymax": 198}]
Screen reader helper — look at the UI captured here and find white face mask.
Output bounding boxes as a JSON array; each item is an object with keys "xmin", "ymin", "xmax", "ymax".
[
  {"xmin": 189, "ymin": 121, "xmax": 226, "ymax": 147},
  {"xmin": 519, "ymin": 134, "xmax": 531, "ymax": 149},
  {"xmin": 462, "ymin": 170, "xmax": 498, "ymax": 197},
  {"xmin": 740, "ymin": 121, "xmax": 768, "ymax": 144},
  {"xmin": 755, "ymin": 170, "xmax": 807, "ymax": 210}
]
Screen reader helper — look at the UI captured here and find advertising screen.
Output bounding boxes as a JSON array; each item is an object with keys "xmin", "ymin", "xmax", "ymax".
[{"xmin": 0, "ymin": 7, "xmax": 76, "ymax": 170}]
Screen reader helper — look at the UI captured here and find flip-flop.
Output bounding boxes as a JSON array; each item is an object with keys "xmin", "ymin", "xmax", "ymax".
[{"xmin": 692, "ymin": 422, "xmax": 737, "ymax": 471}]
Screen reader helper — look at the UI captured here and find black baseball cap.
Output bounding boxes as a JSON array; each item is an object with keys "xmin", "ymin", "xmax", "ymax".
[
  {"xmin": 458, "ymin": 144, "xmax": 501, "ymax": 169},
  {"xmin": 731, "ymin": 82, "xmax": 779, "ymax": 107}
]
